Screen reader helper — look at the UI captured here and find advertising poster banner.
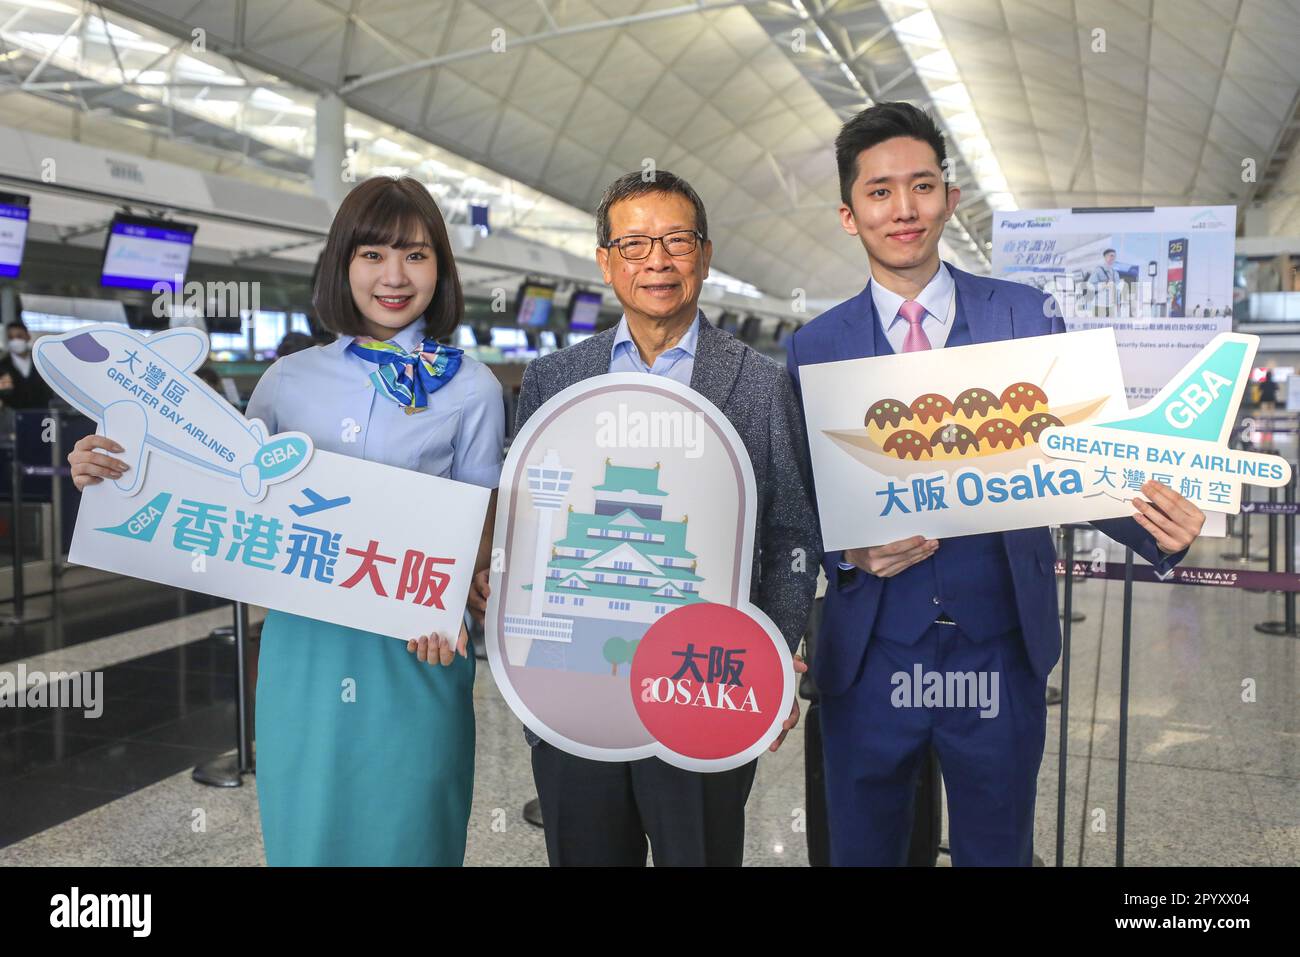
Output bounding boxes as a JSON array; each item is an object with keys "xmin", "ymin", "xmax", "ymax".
[
  {"xmin": 991, "ymin": 205, "xmax": 1236, "ymax": 403},
  {"xmin": 799, "ymin": 329, "xmax": 1288, "ymax": 552},
  {"xmin": 34, "ymin": 324, "xmax": 489, "ymax": 640},
  {"xmin": 486, "ymin": 373, "xmax": 795, "ymax": 773}
]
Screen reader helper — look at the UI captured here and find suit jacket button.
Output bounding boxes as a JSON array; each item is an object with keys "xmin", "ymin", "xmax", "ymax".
[{"xmin": 932, "ymin": 596, "xmax": 940, "ymax": 605}]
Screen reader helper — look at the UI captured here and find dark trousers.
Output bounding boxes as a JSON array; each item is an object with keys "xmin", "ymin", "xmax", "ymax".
[
  {"xmin": 821, "ymin": 623, "xmax": 1047, "ymax": 866},
  {"xmin": 805, "ymin": 702, "xmax": 941, "ymax": 866},
  {"xmin": 530, "ymin": 741, "xmax": 758, "ymax": 866}
]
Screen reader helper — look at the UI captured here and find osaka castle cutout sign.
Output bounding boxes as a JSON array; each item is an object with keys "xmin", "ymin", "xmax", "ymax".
[{"xmin": 486, "ymin": 373, "xmax": 795, "ymax": 773}]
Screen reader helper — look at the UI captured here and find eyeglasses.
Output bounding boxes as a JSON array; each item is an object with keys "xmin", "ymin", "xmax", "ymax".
[{"xmin": 604, "ymin": 229, "xmax": 702, "ymax": 261}]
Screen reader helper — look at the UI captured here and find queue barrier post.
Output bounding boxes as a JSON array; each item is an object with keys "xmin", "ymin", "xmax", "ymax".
[
  {"xmin": 6, "ymin": 432, "xmax": 23, "ymax": 623},
  {"xmin": 1256, "ymin": 471, "xmax": 1299, "ymax": 638},
  {"xmin": 1057, "ymin": 524, "xmax": 1085, "ymax": 623},
  {"xmin": 193, "ymin": 601, "xmax": 257, "ymax": 787},
  {"xmin": 1245, "ymin": 486, "xmax": 1282, "ymax": 594},
  {"xmin": 49, "ymin": 408, "xmax": 64, "ymax": 589},
  {"xmin": 1223, "ymin": 490, "xmax": 1266, "ymax": 564},
  {"xmin": 1268, "ymin": 486, "xmax": 1279, "ymax": 575},
  {"xmin": 1054, "ymin": 526, "xmax": 1076, "ymax": 866},
  {"xmin": 1116, "ymin": 547, "xmax": 1135, "ymax": 867}
]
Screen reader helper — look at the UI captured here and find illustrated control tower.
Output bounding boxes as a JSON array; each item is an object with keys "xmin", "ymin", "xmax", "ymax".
[{"xmin": 504, "ymin": 449, "xmax": 576, "ymax": 644}]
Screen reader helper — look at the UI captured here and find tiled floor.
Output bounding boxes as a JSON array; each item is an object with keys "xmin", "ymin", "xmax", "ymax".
[
  {"xmin": 1, "ymin": 529, "xmax": 1296, "ymax": 866},
  {"xmin": 0, "ymin": 575, "xmax": 228, "ymax": 663},
  {"xmin": 0, "ymin": 591, "xmax": 256, "ymax": 849}
]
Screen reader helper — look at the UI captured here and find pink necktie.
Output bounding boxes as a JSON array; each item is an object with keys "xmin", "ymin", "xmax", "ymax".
[{"xmin": 899, "ymin": 299, "xmax": 931, "ymax": 352}]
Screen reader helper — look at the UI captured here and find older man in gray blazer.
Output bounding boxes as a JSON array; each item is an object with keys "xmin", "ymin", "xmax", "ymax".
[{"xmin": 477, "ymin": 170, "xmax": 820, "ymax": 866}]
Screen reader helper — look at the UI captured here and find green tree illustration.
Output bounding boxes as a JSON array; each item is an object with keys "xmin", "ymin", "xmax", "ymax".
[{"xmin": 602, "ymin": 637, "xmax": 628, "ymax": 676}]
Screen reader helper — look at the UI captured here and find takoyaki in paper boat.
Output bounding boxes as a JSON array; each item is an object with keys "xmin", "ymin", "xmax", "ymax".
[{"xmin": 823, "ymin": 394, "xmax": 1111, "ymax": 480}]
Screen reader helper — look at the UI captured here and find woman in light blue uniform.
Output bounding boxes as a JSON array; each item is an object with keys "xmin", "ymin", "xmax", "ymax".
[
  {"xmin": 240, "ymin": 176, "xmax": 503, "ymax": 865},
  {"xmin": 69, "ymin": 176, "xmax": 501, "ymax": 864}
]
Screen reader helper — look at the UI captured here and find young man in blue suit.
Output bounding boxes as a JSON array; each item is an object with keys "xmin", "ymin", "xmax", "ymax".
[{"xmin": 786, "ymin": 102, "xmax": 1206, "ymax": 866}]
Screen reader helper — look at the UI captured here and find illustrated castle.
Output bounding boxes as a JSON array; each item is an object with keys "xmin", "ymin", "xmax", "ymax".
[{"xmin": 509, "ymin": 456, "xmax": 705, "ymax": 675}]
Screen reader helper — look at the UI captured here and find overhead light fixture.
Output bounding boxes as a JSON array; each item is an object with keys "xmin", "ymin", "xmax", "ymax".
[{"xmin": 882, "ymin": 1, "xmax": 1017, "ymax": 213}]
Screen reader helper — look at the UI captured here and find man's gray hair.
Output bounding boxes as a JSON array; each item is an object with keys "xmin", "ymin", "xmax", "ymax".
[{"xmin": 595, "ymin": 170, "xmax": 709, "ymax": 248}]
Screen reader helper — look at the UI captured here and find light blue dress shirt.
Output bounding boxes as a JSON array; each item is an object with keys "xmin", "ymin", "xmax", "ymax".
[
  {"xmin": 608, "ymin": 311, "xmax": 700, "ymax": 384},
  {"xmin": 244, "ymin": 318, "xmax": 504, "ymax": 489},
  {"xmin": 870, "ymin": 262, "xmax": 956, "ymax": 353}
]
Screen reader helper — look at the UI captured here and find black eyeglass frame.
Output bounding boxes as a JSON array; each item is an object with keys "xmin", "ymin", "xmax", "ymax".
[{"xmin": 602, "ymin": 229, "xmax": 705, "ymax": 261}]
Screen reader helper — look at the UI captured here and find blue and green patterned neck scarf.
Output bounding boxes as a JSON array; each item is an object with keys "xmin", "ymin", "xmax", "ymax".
[{"xmin": 346, "ymin": 335, "xmax": 463, "ymax": 413}]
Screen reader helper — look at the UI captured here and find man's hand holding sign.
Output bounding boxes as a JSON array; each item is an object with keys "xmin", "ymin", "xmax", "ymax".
[
  {"xmin": 844, "ymin": 535, "xmax": 939, "ymax": 578},
  {"xmin": 1134, "ymin": 480, "xmax": 1206, "ymax": 555}
]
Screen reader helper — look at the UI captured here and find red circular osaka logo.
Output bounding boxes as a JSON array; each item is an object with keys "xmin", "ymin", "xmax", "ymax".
[{"xmin": 630, "ymin": 603, "xmax": 786, "ymax": 761}]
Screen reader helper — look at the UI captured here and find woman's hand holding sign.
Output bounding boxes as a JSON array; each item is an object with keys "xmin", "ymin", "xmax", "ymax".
[
  {"xmin": 407, "ymin": 623, "xmax": 469, "ymax": 667},
  {"xmin": 1133, "ymin": 479, "xmax": 1205, "ymax": 554},
  {"xmin": 844, "ymin": 535, "xmax": 939, "ymax": 578},
  {"xmin": 68, "ymin": 434, "xmax": 130, "ymax": 491}
]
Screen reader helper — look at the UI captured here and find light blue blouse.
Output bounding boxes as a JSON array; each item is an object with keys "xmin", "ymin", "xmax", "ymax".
[{"xmin": 244, "ymin": 320, "xmax": 505, "ymax": 489}]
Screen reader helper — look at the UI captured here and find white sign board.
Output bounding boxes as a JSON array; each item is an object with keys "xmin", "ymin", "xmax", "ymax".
[
  {"xmin": 36, "ymin": 325, "xmax": 489, "ymax": 640},
  {"xmin": 486, "ymin": 374, "xmax": 795, "ymax": 772},
  {"xmin": 803, "ymin": 328, "xmax": 1137, "ymax": 550}
]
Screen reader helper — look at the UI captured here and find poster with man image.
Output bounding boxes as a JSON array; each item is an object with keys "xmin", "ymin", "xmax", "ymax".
[{"xmin": 992, "ymin": 206, "xmax": 1236, "ymax": 403}]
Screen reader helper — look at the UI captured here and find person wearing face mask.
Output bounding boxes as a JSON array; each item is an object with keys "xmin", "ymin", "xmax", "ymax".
[
  {"xmin": 67, "ymin": 176, "xmax": 504, "ymax": 865},
  {"xmin": 0, "ymin": 321, "xmax": 55, "ymax": 410}
]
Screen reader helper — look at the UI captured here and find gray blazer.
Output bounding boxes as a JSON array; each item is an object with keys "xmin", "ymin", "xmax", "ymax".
[{"xmin": 512, "ymin": 315, "xmax": 822, "ymax": 746}]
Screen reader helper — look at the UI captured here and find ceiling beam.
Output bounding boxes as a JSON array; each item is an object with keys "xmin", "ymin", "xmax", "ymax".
[{"xmin": 340, "ymin": 0, "xmax": 768, "ymax": 95}]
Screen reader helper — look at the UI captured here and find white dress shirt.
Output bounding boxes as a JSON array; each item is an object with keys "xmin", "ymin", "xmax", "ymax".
[
  {"xmin": 870, "ymin": 262, "xmax": 956, "ymax": 352},
  {"xmin": 839, "ymin": 263, "xmax": 957, "ymax": 572}
]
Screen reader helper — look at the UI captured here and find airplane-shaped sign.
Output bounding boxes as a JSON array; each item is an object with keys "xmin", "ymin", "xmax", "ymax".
[
  {"xmin": 1040, "ymin": 333, "xmax": 1292, "ymax": 512},
  {"xmin": 33, "ymin": 324, "xmax": 311, "ymax": 501}
]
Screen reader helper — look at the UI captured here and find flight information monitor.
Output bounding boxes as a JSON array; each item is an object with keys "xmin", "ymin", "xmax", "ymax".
[
  {"xmin": 101, "ymin": 214, "xmax": 197, "ymax": 292},
  {"xmin": 0, "ymin": 192, "xmax": 31, "ymax": 279}
]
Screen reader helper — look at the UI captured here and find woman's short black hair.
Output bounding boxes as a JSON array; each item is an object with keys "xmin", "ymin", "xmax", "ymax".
[
  {"xmin": 313, "ymin": 176, "xmax": 463, "ymax": 341},
  {"xmin": 835, "ymin": 101, "xmax": 948, "ymax": 207}
]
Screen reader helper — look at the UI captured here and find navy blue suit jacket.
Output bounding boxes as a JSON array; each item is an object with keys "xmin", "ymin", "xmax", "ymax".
[{"xmin": 786, "ymin": 263, "xmax": 1189, "ymax": 695}]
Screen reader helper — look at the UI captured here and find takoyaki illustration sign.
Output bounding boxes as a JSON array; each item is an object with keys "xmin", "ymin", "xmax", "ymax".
[
  {"xmin": 487, "ymin": 373, "xmax": 795, "ymax": 773},
  {"xmin": 36, "ymin": 324, "xmax": 489, "ymax": 640},
  {"xmin": 1039, "ymin": 333, "xmax": 1291, "ymax": 513},
  {"xmin": 800, "ymin": 328, "xmax": 1136, "ymax": 550}
]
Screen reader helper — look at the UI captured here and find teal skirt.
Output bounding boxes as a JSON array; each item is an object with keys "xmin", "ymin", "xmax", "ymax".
[{"xmin": 254, "ymin": 610, "xmax": 475, "ymax": 866}]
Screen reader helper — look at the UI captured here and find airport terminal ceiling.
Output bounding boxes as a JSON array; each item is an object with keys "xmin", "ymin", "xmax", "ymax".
[{"xmin": 73, "ymin": 0, "xmax": 1300, "ymax": 300}]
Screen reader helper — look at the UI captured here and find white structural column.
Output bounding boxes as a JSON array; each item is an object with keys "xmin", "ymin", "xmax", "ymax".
[{"xmin": 313, "ymin": 92, "xmax": 348, "ymax": 210}]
